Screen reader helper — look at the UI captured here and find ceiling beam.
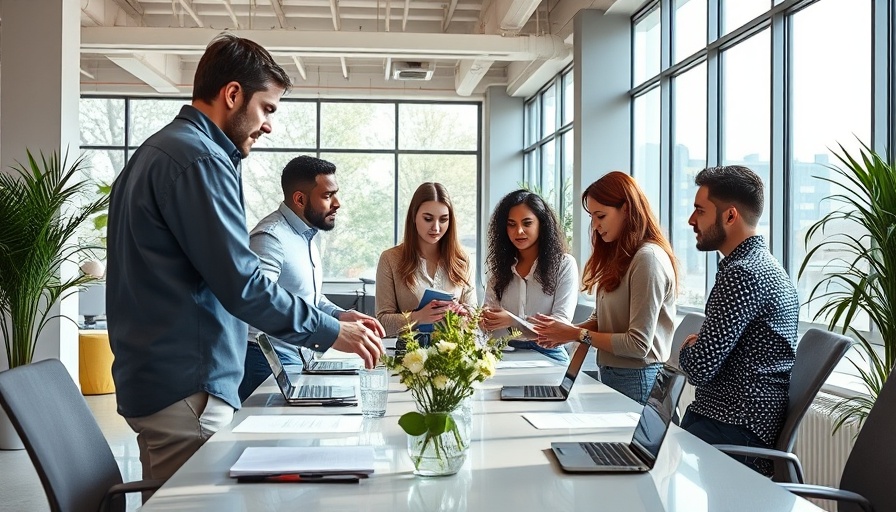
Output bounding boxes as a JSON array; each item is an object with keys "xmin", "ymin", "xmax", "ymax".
[
  {"xmin": 268, "ymin": 0, "xmax": 287, "ymax": 28},
  {"xmin": 402, "ymin": 0, "xmax": 410, "ymax": 31},
  {"xmin": 329, "ymin": 0, "xmax": 342, "ymax": 31},
  {"xmin": 107, "ymin": 52, "xmax": 181, "ymax": 94},
  {"xmin": 442, "ymin": 0, "xmax": 459, "ymax": 32},
  {"xmin": 292, "ymin": 56, "xmax": 307, "ymax": 80},
  {"xmin": 339, "ymin": 57, "xmax": 349, "ymax": 79},
  {"xmin": 220, "ymin": 0, "xmax": 240, "ymax": 29},
  {"xmin": 496, "ymin": 0, "xmax": 541, "ymax": 32},
  {"xmin": 111, "ymin": 0, "xmax": 144, "ymax": 20},
  {"xmin": 177, "ymin": 0, "xmax": 204, "ymax": 28},
  {"xmin": 80, "ymin": 68, "xmax": 96, "ymax": 80},
  {"xmin": 384, "ymin": 57, "xmax": 392, "ymax": 80},
  {"xmin": 455, "ymin": 58, "xmax": 493, "ymax": 96},
  {"xmin": 385, "ymin": 0, "xmax": 392, "ymax": 32}
]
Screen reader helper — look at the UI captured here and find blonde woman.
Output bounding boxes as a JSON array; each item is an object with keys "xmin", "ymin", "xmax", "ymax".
[{"xmin": 376, "ymin": 183, "xmax": 476, "ymax": 339}]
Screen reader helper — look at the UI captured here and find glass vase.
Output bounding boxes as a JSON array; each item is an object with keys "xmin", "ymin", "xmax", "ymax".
[{"xmin": 406, "ymin": 407, "xmax": 471, "ymax": 476}]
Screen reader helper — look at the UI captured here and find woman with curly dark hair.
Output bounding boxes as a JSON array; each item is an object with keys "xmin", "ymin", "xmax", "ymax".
[
  {"xmin": 480, "ymin": 190, "xmax": 578, "ymax": 363},
  {"xmin": 531, "ymin": 172, "xmax": 678, "ymax": 404}
]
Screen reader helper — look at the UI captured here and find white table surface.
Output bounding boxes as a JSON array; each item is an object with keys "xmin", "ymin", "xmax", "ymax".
[{"xmin": 141, "ymin": 350, "xmax": 821, "ymax": 511}]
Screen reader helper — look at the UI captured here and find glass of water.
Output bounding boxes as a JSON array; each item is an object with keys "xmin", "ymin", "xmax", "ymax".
[{"xmin": 359, "ymin": 366, "xmax": 389, "ymax": 418}]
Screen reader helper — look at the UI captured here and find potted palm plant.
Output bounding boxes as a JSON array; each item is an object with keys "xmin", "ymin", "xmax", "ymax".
[
  {"xmin": 0, "ymin": 150, "xmax": 109, "ymax": 448},
  {"xmin": 798, "ymin": 141, "xmax": 896, "ymax": 431}
]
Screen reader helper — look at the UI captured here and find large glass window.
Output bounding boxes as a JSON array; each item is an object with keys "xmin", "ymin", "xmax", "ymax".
[
  {"xmin": 672, "ymin": 63, "xmax": 707, "ymax": 307},
  {"xmin": 634, "ymin": 7, "xmax": 662, "ymax": 85},
  {"xmin": 722, "ymin": 29, "xmax": 771, "ymax": 240},
  {"xmin": 673, "ymin": 0, "xmax": 707, "ymax": 63},
  {"xmin": 721, "ymin": 0, "xmax": 770, "ymax": 36},
  {"xmin": 632, "ymin": 86, "xmax": 662, "ymax": 214},
  {"xmin": 523, "ymin": 68, "xmax": 574, "ymax": 242},
  {"xmin": 790, "ymin": 0, "xmax": 871, "ymax": 326},
  {"xmin": 79, "ymin": 98, "xmax": 481, "ymax": 282}
]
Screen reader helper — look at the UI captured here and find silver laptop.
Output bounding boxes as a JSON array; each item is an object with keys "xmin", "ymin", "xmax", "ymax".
[
  {"xmin": 500, "ymin": 341, "xmax": 589, "ymax": 401},
  {"xmin": 298, "ymin": 347, "xmax": 363, "ymax": 375},
  {"xmin": 256, "ymin": 333, "xmax": 357, "ymax": 406},
  {"xmin": 551, "ymin": 365, "xmax": 686, "ymax": 472}
]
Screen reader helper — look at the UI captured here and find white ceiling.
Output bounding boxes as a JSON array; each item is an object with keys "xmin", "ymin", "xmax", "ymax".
[{"xmin": 77, "ymin": 0, "xmax": 641, "ymax": 99}]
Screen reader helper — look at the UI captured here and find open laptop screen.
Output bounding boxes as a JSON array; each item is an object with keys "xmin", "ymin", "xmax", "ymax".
[
  {"xmin": 630, "ymin": 368, "xmax": 679, "ymax": 463},
  {"xmin": 559, "ymin": 342, "xmax": 589, "ymax": 392}
]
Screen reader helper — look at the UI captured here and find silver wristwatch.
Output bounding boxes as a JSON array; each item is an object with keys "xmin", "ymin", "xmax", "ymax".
[{"xmin": 578, "ymin": 328, "xmax": 592, "ymax": 346}]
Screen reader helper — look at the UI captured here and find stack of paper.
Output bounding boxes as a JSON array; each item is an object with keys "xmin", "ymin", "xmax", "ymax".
[
  {"xmin": 522, "ymin": 412, "xmax": 640, "ymax": 430},
  {"xmin": 229, "ymin": 446, "xmax": 375, "ymax": 477}
]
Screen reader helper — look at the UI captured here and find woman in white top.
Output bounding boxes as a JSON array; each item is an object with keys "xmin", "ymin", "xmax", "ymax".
[
  {"xmin": 531, "ymin": 172, "xmax": 678, "ymax": 404},
  {"xmin": 480, "ymin": 190, "xmax": 578, "ymax": 364},
  {"xmin": 376, "ymin": 182, "xmax": 476, "ymax": 338}
]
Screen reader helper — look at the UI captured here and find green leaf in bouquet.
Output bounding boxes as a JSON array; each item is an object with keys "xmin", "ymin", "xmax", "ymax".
[
  {"xmin": 399, "ymin": 411, "xmax": 427, "ymax": 436},
  {"xmin": 425, "ymin": 412, "xmax": 455, "ymax": 436}
]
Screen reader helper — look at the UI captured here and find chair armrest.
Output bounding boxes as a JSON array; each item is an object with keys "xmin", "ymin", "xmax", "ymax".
[
  {"xmin": 780, "ymin": 483, "xmax": 873, "ymax": 512},
  {"xmin": 712, "ymin": 444, "xmax": 805, "ymax": 483},
  {"xmin": 101, "ymin": 479, "xmax": 166, "ymax": 511}
]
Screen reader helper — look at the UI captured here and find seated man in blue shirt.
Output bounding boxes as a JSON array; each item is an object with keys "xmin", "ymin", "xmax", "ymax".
[
  {"xmin": 239, "ymin": 156, "xmax": 385, "ymax": 400},
  {"xmin": 678, "ymin": 165, "xmax": 799, "ymax": 476},
  {"xmin": 107, "ymin": 34, "xmax": 385, "ymax": 490}
]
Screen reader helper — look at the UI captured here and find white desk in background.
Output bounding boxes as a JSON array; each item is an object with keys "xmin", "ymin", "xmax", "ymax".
[{"xmin": 141, "ymin": 351, "xmax": 821, "ymax": 512}]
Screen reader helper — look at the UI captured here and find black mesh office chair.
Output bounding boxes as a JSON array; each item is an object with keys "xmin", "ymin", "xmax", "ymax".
[
  {"xmin": 0, "ymin": 359, "xmax": 163, "ymax": 512},
  {"xmin": 714, "ymin": 328, "xmax": 851, "ymax": 483},
  {"xmin": 780, "ymin": 366, "xmax": 896, "ymax": 512}
]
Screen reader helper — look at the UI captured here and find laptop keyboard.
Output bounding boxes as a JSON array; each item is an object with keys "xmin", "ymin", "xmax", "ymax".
[
  {"xmin": 523, "ymin": 385, "xmax": 563, "ymax": 398},
  {"xmin": 581, "ymin": 442, "xmax": 642, "ymax": 467},
  {"xmin": 291, "ymin": 386, "xmax": 337, "ymax": 399}
]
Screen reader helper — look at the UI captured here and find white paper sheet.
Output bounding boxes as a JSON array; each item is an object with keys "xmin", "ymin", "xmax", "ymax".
[
  {"xmin": 506, "ymin": 311, "xmax": 536, "ymax": 333},
  {"xmin": 229, "ymin": 446, "xmax": 375, "ymax": 477},
  {"xmin": 521, "ymin": 412, "xmax": 640, "ymax": 430},
  {"xmin": 496, "ymin": 360, "xmax": 555, "ymax": 369},
  {"xmin": 232, "ymin": 415, "xmax": 364, "ymax": 434}
]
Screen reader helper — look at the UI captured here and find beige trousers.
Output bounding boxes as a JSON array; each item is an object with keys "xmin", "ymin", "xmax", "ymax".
[{"xmin": 126, "ymin": 391, "xmax": 234, "ymax": 501}]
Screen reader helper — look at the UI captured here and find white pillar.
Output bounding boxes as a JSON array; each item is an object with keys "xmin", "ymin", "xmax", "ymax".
[{"xmin": 0, "ymin": 0, "xmax": 82, "ymax": 383}]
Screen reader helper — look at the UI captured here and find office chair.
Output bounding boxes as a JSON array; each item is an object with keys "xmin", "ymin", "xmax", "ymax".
[
  {"xmin": 714, "ymin": 328, "xmax": 851, "ymax": 483},
  {"xmin": 0, "ymin": 359, "xmax": 163, "ymax": 512},
  {"xmin": 779, "ymin": 365, "xmax": 896, "ymax": 512},
  {"xmin": 667, "ymin": 312, "xmax": 705, "ymax": 424}
]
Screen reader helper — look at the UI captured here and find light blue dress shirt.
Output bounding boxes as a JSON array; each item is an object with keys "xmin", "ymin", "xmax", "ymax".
[
  {"xmin": 107, "ymin": 105, "xmax": 340, "ymax": 417},
  {"xmin": 247, "ymin": 203, "xmax": 344, "ymax": 356}
]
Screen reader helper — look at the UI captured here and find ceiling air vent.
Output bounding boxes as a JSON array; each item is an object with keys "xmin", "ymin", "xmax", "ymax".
[{"xmin": 392, "ymin": 61, "xmax": 435, "ymax": 81}]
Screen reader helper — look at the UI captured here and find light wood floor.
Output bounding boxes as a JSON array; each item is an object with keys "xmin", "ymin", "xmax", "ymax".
[{"xmin": 0, "ymin": 393, "xmax": 142, "ymax": 511}]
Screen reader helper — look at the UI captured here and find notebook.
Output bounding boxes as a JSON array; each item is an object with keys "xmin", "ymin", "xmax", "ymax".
[
  {"xmin": 415, "ymin": 288, "xmax": 455, "ymax": 333},
  {"xmin": 550, "ymin": 365, "xmax": 686, "ymax": 473},
  {"xmin": 229, "ymin": 446, "xmax": 375, "ymax": 477},
  {"xmin": 298, "ymin": 347, "xmax": 363, "ymax": 375},
  {"xmin": 499, "ymin": 341, "xmax": 589, "ymax": 401},
  {"xmin": 256, "ymin": 333, "xmax": 357, "ymax": 405}
]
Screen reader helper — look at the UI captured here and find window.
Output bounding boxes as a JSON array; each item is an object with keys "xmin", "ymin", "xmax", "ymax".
[
  {"xmin": 789, "ymin": 0, "xmax": 871, "ymax": 326},
  {"xmin": 79, "ymin": 98, "xmax": 482, "ymax": 282},
  {"xmin": 632, "ymin": 86, "xmax": 662, "ymax": 214},
  {"xmin": 633, "ymin": 7, "xmax": 661, "ymax": 85},
  {"xmin": 722, "ymin": 29, "xmax": 771, "ymax": 240},
  {"xmin": 672, "ymin": 63, "xmax": 708, "ymax": 307},
  {"xmin": 673, "ymin": 0, "xmax": 707, "ymax": 63},
  {"xmin": 721, "ymin": 0, "xmax": 770, "ymax": 36},
  {"xmin": 524, "ymin": 68, "xmax": 574, "ymax": 242}
]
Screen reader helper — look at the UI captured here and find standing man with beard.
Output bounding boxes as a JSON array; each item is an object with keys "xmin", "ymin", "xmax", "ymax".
[
  {"xmin": 677, "ymin": 165, "xmax": 798, "ymax": 476},
  {"xmin": 239, "ymin": 156, "xmax": 385, "ymax": 400},
  {"xmin": 107, "ymin": 35, "xmax": 384, "ymax": 490}
]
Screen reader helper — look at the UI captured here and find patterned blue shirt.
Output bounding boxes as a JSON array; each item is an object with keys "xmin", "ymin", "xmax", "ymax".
[
  {"xmin": 107, "ymin": 105, "xmax": 340, "ymax": 417},
  {"xmin": 679, "ymin": 236, "xmax": 799, "ymax": 445}
]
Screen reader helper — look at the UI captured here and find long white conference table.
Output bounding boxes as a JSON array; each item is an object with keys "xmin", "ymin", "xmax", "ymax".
[{"xmin": 141, "ymin": 349, "xmax": 822, "ymax": 511}]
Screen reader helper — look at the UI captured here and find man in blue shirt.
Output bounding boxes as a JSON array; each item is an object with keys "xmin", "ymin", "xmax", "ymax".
[
  {"xmin": 238, "ymin": 156, "xmax": 385, "ymax": 400},
  {"xmin": 107, "ymin": 34, "xmax": 384, "ymax": 488},
  {"xmin": 678, "ymin": 165, "xmax": 799, "ymax": 475}
]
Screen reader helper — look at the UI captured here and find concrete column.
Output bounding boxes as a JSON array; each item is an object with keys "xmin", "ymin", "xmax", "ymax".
[{"xmin": 0, "ymin": 0, "xmax": 82, "ymax": 382}]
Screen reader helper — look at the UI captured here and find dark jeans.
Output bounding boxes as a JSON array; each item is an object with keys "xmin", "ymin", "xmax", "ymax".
[
  {"xmin": 680, "ymin": 410, "xmax": 773, "ymax": 476},
  {"xmin": 238, "ymin": 342, "xmax": 303, "ymax": 402},
  {"xmin": 508, "ymin": 340, "xmax": 570, "ymax": 364},
  {"xmin": 598, "ymin": 363, "xmax": 662, "ymax": 405}
]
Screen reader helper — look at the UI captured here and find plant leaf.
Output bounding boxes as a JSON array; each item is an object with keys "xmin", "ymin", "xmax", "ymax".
[{"xmin": 398, "ymin": 411, "xmax": 427, "ymax": 436}]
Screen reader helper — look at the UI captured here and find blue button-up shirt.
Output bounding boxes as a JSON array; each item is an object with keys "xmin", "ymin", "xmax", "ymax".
[
  {"xmin": 107, "ymin": 105, "xmax": 340, "ymax": 417},
  {"xmin": 247, "ymin": 203, "xmax": 344, "ymax": 354}
]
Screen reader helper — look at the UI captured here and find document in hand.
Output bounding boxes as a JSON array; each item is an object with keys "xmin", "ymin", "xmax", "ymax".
[
  {"xmin": 229, "ymin": 446, "xmax": 375, "ymax": 477},
  {"xmin": 415, "ymin": 288, "xmax": 455, "ymax": 333}
]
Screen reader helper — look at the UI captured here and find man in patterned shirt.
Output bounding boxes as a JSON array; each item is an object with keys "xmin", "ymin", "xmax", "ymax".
[{"xmin": 678, "ymin": 165, "xmax": 799, "ymax": 475}]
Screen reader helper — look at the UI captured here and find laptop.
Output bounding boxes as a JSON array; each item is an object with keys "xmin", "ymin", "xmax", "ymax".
[
  {"xmin": 255, "ymin": 333, "xmax": 357, "ymax": 405},
  {"xmin": 499, "ymin": 341, "xmax": 589, "ymax": 401},
  {"xmin": 297, "ymin": 347, "xmax": 363, "ymax": 375},
  {"xmin": 550, "ymin": 365, "xmax": 686, "ymax": 473}
]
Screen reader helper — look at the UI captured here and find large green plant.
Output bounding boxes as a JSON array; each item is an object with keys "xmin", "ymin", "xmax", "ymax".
[
  {"xmin": 798, "ymin": 141, "xmax": 896, "ymax": 430},
  {"xmin": 0, "ymin": 150, "xmax": 109, "ymax": 369}
]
